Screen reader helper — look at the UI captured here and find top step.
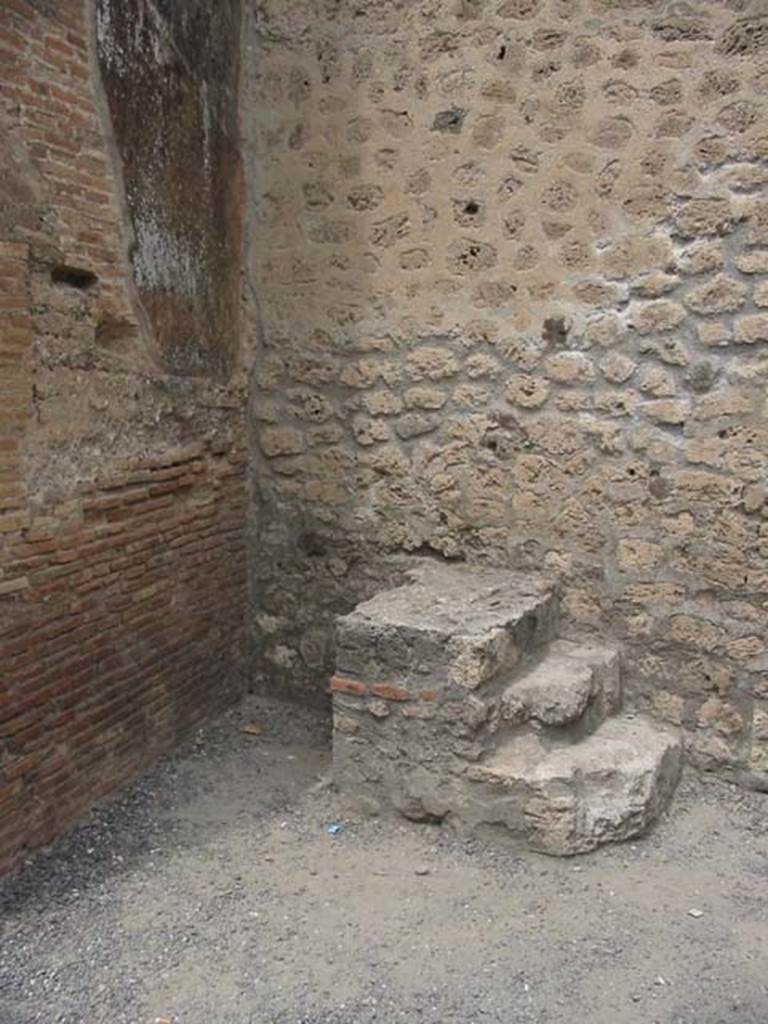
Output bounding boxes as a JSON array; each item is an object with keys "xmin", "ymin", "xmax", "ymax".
[{"xmin": 335, "ymin": 564, "xmax": 557, "ymax": 692}]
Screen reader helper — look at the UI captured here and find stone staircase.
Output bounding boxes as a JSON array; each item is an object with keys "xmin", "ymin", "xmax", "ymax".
[{"xmin": 331, "ymin": 564, "xmax": 681, "ymax": 855}]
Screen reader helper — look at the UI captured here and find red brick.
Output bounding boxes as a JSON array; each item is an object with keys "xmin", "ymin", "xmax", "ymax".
[
  {"xmin": 330, "ymin": 675, "xmax": 367, "ymax": 696},
  {"xmin": 370, "ymin": 683, "xmax": 412, "ymax": 702}
]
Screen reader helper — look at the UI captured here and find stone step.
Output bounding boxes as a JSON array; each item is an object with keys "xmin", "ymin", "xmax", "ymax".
[
  {"xmin": 335, "ymin": 564, "xmax": 557, "ymax": 696},
  {"xmin": 465, "ymin": 716, "xmax": 682, "ymax": 855},
  {"xmin": 498, "ymin": 639, "xmax": 621, "ymax": 734}
]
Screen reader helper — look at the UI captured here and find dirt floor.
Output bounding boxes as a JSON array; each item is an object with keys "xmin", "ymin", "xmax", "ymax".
[{"xmin": 1, "ymin": 696, "xmax": 767, "ymax": 1024}]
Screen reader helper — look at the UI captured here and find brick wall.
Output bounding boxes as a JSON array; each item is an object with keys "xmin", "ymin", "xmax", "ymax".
[
  {"xmin": 0, "ymin": 1, "xmax": 248, "ymax": 873},
  {"xmin": 0, "ymin": 445, "xmax": 246, "ymax": 870}
]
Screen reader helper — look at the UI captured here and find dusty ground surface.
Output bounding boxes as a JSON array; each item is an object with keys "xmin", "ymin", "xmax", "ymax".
[{"xmin": 1, "ymin": 696, "xmax": 766, "ymax": 1024}]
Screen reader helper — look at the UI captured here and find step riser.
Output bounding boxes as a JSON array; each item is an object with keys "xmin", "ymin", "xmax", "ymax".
[
  {"xmin": 493, "ymin": 689, "xmax": 608, "ymax": 747},
  {"xmin": 483, "ymin": 645, "xmax": 623, "ymax": 752},
  {"xmin": 334, "ymin": 716, "xmax": 683, "ymax": 854}
]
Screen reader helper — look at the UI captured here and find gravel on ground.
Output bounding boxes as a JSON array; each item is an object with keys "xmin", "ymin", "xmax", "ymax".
[{"xmin": 1, "ymin": 696, "xmax": 767, "ymax": 1024}]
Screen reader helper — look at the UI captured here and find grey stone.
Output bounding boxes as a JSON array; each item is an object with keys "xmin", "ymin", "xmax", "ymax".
[
  {"xmin": 502, "ymin": 657, "xmax": 595, "ymax": 726},
  {"xmin": 335, "ymin": 564, "xmax": 558, "ymax": 690},
  {"xmin": 432, "ymin": 108, "xmax": 466, "ymax": 133},
  {"xmin": 394, "ymin": 412, "xmax": 440, "ymax": 439},
  {"xmin": 467, "ymin": 716, "xmax": 681, "ymax": 855},
  {"xmin": 501, "ymin": 640, "xmax": 621, "ymax": 730}
]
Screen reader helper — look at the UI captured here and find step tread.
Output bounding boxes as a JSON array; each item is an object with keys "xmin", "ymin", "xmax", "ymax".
[
  {"xmin": 549, "ymin": 637, "xmax": 619, "ymax": 667},
  {"xmin": 472, "ymin": 715, "xmax": 677, "ymax": 785},
  {"xmin": 500, "ymin": 640, "xmax": 620, "ymax": 727},
  {"xmin": 339, "ymin": 564, "xmax": 554, "ymax": 639},
  {"xmin": 335, "ymin": 566, "xmax": 558, "ymax": 691}
]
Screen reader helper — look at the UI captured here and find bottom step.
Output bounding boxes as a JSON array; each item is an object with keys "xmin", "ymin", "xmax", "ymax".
[{"xmin": 466, "ymin": 716, "xmax": 682, "ymax": 855}]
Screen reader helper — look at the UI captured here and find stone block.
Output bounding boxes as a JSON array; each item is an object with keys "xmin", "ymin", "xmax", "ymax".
[
  {"xmin": 735, "ymin": 315, "xmax": 768, "ymax": 344},
  {"xmin": 466, "ymin": 718, "xmax": 682, "ymax": 855},
  {"xmin": 335, "ymin": 565, "xmax": 557, "ymax": 692}
]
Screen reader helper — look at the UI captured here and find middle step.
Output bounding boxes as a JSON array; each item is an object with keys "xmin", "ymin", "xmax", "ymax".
[{"xmin": 494, "ymin": 639, "xmax": 622, "ymax": 738}]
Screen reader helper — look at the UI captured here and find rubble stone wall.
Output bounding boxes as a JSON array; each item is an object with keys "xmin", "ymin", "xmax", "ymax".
[{"xmin": 245, "ymin": 0, "xmax": 768, "ymax": 781}]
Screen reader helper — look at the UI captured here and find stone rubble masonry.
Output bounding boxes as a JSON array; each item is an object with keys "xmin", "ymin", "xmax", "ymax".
[
  {"xmin": 245, "ymin": 1, "xmax": 768, "ymax": 789},
  {"xmin": 0, "ymin": 1, "xmax": 247, "ymax": 874},
  {"xmin": 331, "ymin": 565, "xmax": 682, "ymax": 855}
]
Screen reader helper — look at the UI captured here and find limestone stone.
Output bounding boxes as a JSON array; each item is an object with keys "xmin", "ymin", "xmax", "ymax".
[
  {"xmin": 734, "ymin": 315, "xmax": 768, "ymax": 344},
  {"xmin": 744, "ymin": 484, "xmax": 768, "ymax": 513},
  {"xmin": 676, "ymin": 241, "xmax": 725, "ymax": 276},
  {"xmin": 363, "ymin": 390, "xmax": 403, "ymax": 416},
  {"xmin": 628, "ymin": 300, "xmax": 686, "ymax": 334},
  {"xmin": 544, "ymin": 352, "xmax": 595, "ymax": 385},
  {"xmin": 406, "ymin": 347, "xmax": 460, "ymax": 381},
  {"xmin": 466, "ymin": 718, "xmax": 681, "ymax": 855},
  {"xmin": 599, "ymin": 353, "xmax": 636, "ymax": 384},
  {"xmin": 352, "ymin": 415, "xmax": 390, "ymax": 446},
  {"xmin": 684, "ymin": 274, "xmax": 747, "ymax": 315},
  {"xmin": 259, "ymin": 427, "xmax": 306, "ymax": 457},
  {"xmin": 637, "ymin": 366, "xmax": 676, "ymax": 397},
  {"xmin": 630, "ymin": 272, "xmax": 679, "ymax": 298},
  {"xmin": 698, "ymin": 697, "xmax": 744, "ymax": 737},
  {"xmin": 505, "ymin": 375, "xmax": 550, "ymax": 408},
  {"xmin": 447, "ymin": 238, "xmax": 498, "ymax": 274},
  {"xmin": 672, "ymin": 197, "xmax": 734, "ymax": 238},
  {"xmin": 465, "ymin": 352, "xmax": 500, "ymax": 379},
  {"xmin": 584, "ymin": 314, "xmax": 626, "ymax": 348},
  {"xmin": 617, "ymin": 538, "xmax": 663, "ymax": 572},
  {"xmin": 642, "ymin": 400, "xmax": 688, "ymax": 425},
  {"xmin": 735, "ymin": 250, "xmax": 768, "ymax": 273},
  {"xmin": 698, "ymin": 321, "xmax": 732, "ymax": 347},
  {"xmin": 394, "ymin": 413, "xmax": 440, "ymax": 439},
  {"xmin": 747, "ymin": 198, "xmax": 768, "ymax": 244},
  {"xmin": 404, "ymin": 386, "xmax": 448, "ymax": 410}
]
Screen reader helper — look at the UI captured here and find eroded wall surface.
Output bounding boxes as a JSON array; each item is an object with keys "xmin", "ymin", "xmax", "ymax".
[
  {"xmin": 0, "ymin": 0, "xmax": 246, "ymax": 872},
  {"xmin": 246, "ymin": 0, "xmax": 768, "ymax": 781},
  {"xmin": 97, "ymin": 0, "xmax": 243, "ymax": 377}
]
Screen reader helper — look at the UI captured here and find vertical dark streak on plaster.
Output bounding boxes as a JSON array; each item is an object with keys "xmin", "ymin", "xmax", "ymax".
[
  {"xmin": 82, "ymin": 0, "xmax": 157, "ymax": 363},
  {"xmin": 95, "ymin": 0, "xmax": 244, "ymax": 380}
]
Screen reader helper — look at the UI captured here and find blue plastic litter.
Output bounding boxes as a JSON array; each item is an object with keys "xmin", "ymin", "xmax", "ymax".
[{"xmin": 327, "ymin": 823, "xmax": 344, "ymax": 836}]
